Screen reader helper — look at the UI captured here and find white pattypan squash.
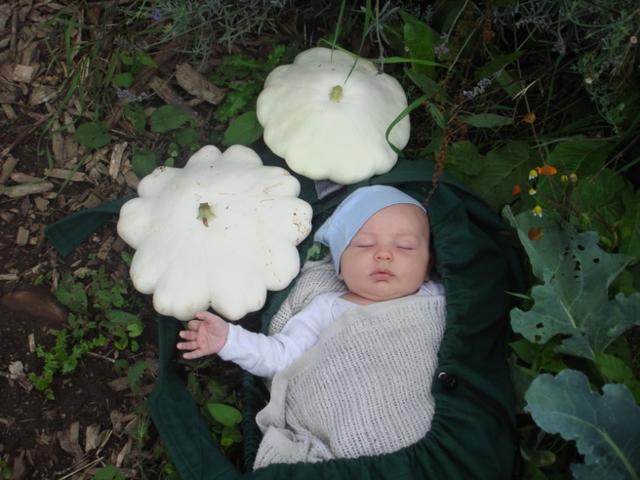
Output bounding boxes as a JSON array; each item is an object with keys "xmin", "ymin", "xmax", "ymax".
[
  {"xmin": 117, "ymin": 145, "xmax": 312, "ymax": 321},
  {"xmin": 256, "ymin": 47, "xmax": 410, "ymax": 185}
]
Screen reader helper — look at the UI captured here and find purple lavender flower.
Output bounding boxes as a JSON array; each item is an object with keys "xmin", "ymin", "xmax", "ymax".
[
  {"xmin": 149, "ymin": 8, "xmax": 162, "ymax": 22},
  {"xmin": 116, "ymin": 88, "xmax": 132, "ymax": 99}
]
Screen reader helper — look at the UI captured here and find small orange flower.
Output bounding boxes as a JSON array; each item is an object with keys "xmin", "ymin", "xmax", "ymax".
[
  {"xmin": 528, "ymin": 227, "xmax": 544, "ymax": 241},
  {"xmin": 537, "ymin": 165, "xmax": 558, "ymax": 176},
  {"xmin": 523, "ymin": 112, "xmax": 536, "ymax": 124},
  {"xmin": 512, "ymin": 184, "xmax": 522, "ymax": 196}
]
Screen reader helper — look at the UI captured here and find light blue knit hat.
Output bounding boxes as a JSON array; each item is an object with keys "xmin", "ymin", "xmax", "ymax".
[{"xmin": 314, "ymin": 185, "xmax": 426, "ymax": 272}]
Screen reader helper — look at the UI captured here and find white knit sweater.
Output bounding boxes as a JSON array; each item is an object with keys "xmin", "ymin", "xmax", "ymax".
[{"xmin": 252, "ymin": 259, "xmax": 447, "ymax": 469}]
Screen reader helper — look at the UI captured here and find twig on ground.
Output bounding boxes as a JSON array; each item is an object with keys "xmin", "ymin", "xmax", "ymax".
[{"xmin": 57, "ymin": 456, "xmax": 105, "ymax": 480}]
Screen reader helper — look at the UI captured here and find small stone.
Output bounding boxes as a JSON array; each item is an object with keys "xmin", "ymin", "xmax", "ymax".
[{"xmin": 1, "ymin": 288, "xmax": 67, "ymax": 325}]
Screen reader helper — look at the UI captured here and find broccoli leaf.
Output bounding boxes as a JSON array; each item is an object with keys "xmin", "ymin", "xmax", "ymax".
[
  {"xmin": 505, "ymin": 208, "xmax": 640, "ymax": 360},
  {"xmin": 525, "ymin": 369, "xmax": 640, "ymax": 480}
]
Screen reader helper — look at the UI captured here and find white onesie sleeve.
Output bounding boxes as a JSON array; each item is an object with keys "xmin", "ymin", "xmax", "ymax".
[{"xmin": 218, "ymin": 293, "xmax": 339, "ymax": 378}]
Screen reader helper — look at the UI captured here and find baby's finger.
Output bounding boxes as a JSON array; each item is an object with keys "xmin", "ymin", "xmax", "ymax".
[
  {"xmin": 187, "ymin": 319, "xmax": 202, "ymax": 330},
  {"xmin": 182, "ymin": 350, "xmax": 204, "ymax": 360},
  {"xmin": 176, "ymin": 340, "xmax": 197, "ymax": 351},
  {"xmin": 178, "ymin": 330, "xmax": 196, "ymax": 341}
]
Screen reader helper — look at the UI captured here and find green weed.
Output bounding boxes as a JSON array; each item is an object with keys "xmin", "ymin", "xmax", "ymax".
[{"xmin": 28, "ymin": 267, "xmax": 145, "ymax": 399}]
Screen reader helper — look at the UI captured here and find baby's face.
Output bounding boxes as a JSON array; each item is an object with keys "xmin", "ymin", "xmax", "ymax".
[{"xmin": 339, "ymin": 204, "xmax": 431, "ymax": 304}]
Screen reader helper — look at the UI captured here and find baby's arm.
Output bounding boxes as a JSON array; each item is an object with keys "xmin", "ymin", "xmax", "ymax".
[{"xmin": 177, "ymin": 295, "xmax": 333, "ymax": 378}]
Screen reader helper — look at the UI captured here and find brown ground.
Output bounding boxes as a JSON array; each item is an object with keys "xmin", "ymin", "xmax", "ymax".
[{"xmin": 0, "ymin": 2, "xmax": 259, "ymax": 477}]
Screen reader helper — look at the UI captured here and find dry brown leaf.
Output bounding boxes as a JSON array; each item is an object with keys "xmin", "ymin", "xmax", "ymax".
[
  {"xmin": 7, "ymin": 360, "xmax": 32, "ymax": 391},
  {"xmin": 20, "ymin": 41, "xmax": 38, "ymax": 65},
  {"xmin": 10, "ymin": 172, "xmax": 42, "ymax": 183},
  {"xmin": 57, "ymin": 421, "xmax": 84, "ymax": 462},
  {"xmin": 0, "ymin": 155, "xmax": 19, "ymax": 184},
  {"xmin": 109, "ymin": 142, "xmax": 128, "ymax": 179},
  {"xmin": 13, "ymin": 64, "xmax": 36, "ymax": 83},
  {"xmin": 44, "ymin": 168, "xmax": 88, "ymax": 182},
  {"xmin": 0, "ymin": 4, "xmax": 11, "ymax": 31},
  {"xmin": 175, "ymin": 63, "xmax": 225, "ymax": 105},
  {"xmin": 33, "ymin": 196, "xmax": 49, "ymax": 211},
  {"xmin": 85, "ymin": 424, "xmax": 102, "ymax": 452},
  {"xmin": 51, "ymin": 117, "xmax": 65, "ymax": 165},
  {"xmin": 15, "ymin": 226, "xmax": 29, "ymax": 246},
  {"xmin": 63, "ymin": 134, "xmax": 78, "ymax": 163},
  {"xmin": 63, "ymin": 111, "xmax": 75, "ymax": 133},
  {"xmin": 97, "ymin": 235, "xmax": 114, "ymax": 261},
  {"xmin": 0, "ymin": 63, "xmax": 14, "ymax": 82},
  {"xmin": 29, "ymin": 84, "xmax": 57, "ymax": 105},
  {"xmin": 123, "ymin": 170, "xmax": 138, "ymax": 190},
  {"xmin": 115, "ymin": 438, "xmax": 132, "ymax": 468},
  {"xmin": 107, "ymin": 377, "xmax": 129, "ymax": 392},
  {"xmin": 11, "ymin": 451, "xmax": 27, "ymax": 480},
  {"xmin": 1, "ymin": 103, "xmax": 17, "ymax": 120},
  {"xmin": 0, "ymin": 89, "xmax": 19, "ymax": 103},
  {"xmin": 1, "ymin": 181, "xmax": 54, "ymax": 198}
]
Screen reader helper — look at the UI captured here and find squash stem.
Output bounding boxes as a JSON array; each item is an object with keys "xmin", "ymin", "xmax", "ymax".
[
  {"xmin": 329, "ymin": 85, "xmax": 343, "ymax": 102},
  {"xmin": 197, "ymin": 202, "xmax": 214, "ymax": 227}
]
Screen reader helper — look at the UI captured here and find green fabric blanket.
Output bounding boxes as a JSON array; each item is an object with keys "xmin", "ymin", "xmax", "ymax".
[{"xmin": 46, "ymin": 155, "xmax": 523, "ymax": 480}]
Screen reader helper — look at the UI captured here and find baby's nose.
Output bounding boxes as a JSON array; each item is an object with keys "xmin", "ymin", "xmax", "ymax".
[{"xmin": 375, "ymin": 249, "xmax": 392, "ymax": 261}]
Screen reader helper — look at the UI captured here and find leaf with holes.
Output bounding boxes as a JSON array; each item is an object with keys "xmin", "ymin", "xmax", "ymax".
[
  {"xmin": 525, "ymin": 369, "xmax": 640, "ymax": 480},
  {"xmin": 505, "ymin": 208, "xmax": 640, "ymax": 361}
]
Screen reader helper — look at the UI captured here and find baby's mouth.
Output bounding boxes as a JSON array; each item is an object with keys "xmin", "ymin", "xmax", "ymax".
[{"xmin": 370, "ymin": 270, "xmax": 394, "ymax": 280}]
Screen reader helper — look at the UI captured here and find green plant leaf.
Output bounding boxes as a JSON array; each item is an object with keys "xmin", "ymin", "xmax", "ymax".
[
  {"xmin": 113, "ymin": 72, "xmax": 133, "ymax": 88},
  {"xmin": 547, "ymin": 136, "xmax": 611, "ymax": 176},
  {"xmin": 446, "ymin": 140, "xmax": 482, "ymax": 176},
  {"xmin": 55, "ymin": 274, "xmax": 88, "ymax": 313},
  {"xmin": 506, "ymin": 209, "xmax": 640, "ymax": 360},
  {"xmin": 206, "ymin": 403, "xmax": 242, "ymax": 427},
  {"xmin": 75, "ymin": 122, "xmax": 111, "ymax": 149},
  {"xmin": 127, "ymin": 360, "xmax": 147, "ymax": 393},
  {"xmin": 460, "ymin": 113, "xmax": 513, "ymax": 128},
  {"xmin": 134, "ymin": 52, "xmax": 157, "ymax": 68},
  {"xmin": 92, "ymin": 464, "xmax": 125, "ymax": 480},
  {"xmin": 222, "ymin": 110, "xmax": 263, "ymax": 146},
  {"xmin": 119, "ymin": 51, "xmax": 133, "ymax": 66},
  {"xmin": 620, "ymin": 191, "xmax": 640, "ymax": 259},
  {"xmin": 406, "ymin": 69, "xmax": 441, "ymax": 98},
  {"xmin": 521, "ymin": 447, "xmax": 557, "ymax": 467},
  {"xmin": 570, "ymin": 169, "xmax": 629, "ymax": 241},
  {"xmin": 150, "ymin": 105, "xmax": 191, "ymax": 133},
  {"xmin": 428, "ymin": 104, "xmax": 446, "ymax": 129},
  {"xmin": 475, "ymin": 51, "xmax": 524, "ymax": 80},
  {"xmin": 220, "ymin": 425, "xmax": 242, "ymax": 447},
  {"xmin": 401, "ymin": 11, "xmax": 435, "ymax": 78},
  {"xmin": 525, "ymin": 369, "xmax": 640, "ymax": 479},
  {"xmin": 175, "ymin": 126, "xmax": 199, "ymax": 147},
  {"xmin": 596, "ymin": 353, "xmax": 635, "ymax": 384},
  {"xmin": 463, "ymin": 141, "xmax": 531, "ymax": 210},
  {"xmin": 132, "ymin": 148, "xmax": 157, "ymax": 178},
  {"xmin": 123, "ymin": 104, "xmax": 146, "ymax": 133}
]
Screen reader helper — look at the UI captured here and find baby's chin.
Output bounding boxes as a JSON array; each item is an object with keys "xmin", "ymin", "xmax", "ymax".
[{"xmin": 346, "ymin": 286, "xmax": 421, "ymax": 304}]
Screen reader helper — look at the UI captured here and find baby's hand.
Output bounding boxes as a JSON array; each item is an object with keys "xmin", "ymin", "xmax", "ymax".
[{"xmin": 176, "ymin": 311, "xmax": 229, "ymax": 359}]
